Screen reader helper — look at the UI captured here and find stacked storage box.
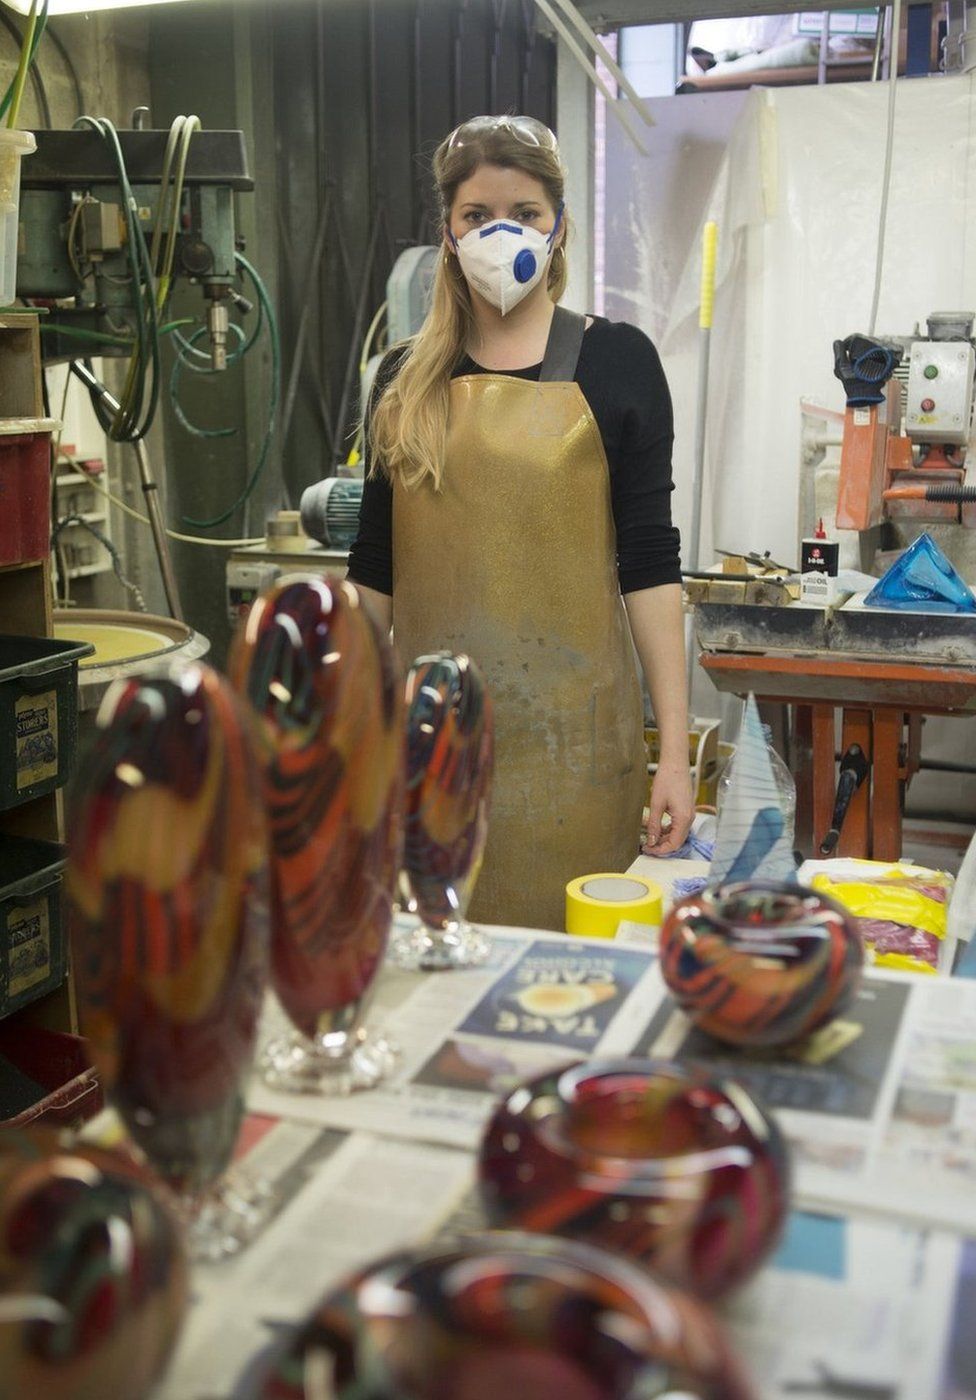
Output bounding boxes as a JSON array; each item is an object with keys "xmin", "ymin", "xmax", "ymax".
[{"xmin": 0, "ymin": 313, "xmax": 99, "ymax": 1129}]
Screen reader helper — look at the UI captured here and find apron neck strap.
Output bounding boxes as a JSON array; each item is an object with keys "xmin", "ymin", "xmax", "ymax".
[{"xmin": 539, "ymin": 305, "xmax": 586, "ymax": 383}]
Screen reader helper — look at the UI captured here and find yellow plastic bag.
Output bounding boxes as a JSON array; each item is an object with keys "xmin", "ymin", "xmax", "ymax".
[{"xmin": 801, "ymin": 859, "xmax": 953, "ymax": 974}]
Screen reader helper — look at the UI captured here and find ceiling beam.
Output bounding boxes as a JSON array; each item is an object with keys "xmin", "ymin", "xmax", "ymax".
[{"xmin": 543, "ymin": 0, "xmax": 891, "ymax": 33}]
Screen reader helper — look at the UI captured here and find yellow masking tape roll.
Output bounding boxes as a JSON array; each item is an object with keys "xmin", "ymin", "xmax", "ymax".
[{"xmin": 565, "ymin": 873, "xmax": 664, "ymax": 940}]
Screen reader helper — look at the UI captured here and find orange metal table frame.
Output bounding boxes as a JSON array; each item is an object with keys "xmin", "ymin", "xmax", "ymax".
[{"xmin": 700, "ymin": 652, "xmax": 976, "ymax": 861}]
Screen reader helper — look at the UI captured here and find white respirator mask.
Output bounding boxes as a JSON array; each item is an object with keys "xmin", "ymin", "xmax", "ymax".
[{"xmin": 451, "ymin": 207, "xmax": 563, "ymax": 316}]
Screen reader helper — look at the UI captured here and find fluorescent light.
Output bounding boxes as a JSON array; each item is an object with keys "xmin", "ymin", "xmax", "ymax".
[{"xmin": 1, "ymin": 0, "xmax": 195, "ymax": 13}]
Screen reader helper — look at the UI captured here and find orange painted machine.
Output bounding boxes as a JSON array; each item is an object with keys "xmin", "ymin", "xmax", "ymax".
[{"xmin": 834, "ymin": 313, "xmax": 976, "ymax": 532}]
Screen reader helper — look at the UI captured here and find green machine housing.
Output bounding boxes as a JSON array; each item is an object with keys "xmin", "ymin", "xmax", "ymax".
[{"xmin": 18, "ymin": 128, "xmax": 253, "ymax": 368}]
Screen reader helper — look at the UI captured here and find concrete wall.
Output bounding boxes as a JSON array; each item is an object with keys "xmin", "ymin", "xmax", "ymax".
[{"xmin": 0, "ymin": 12, "xmax": 150, "ymax": 131}]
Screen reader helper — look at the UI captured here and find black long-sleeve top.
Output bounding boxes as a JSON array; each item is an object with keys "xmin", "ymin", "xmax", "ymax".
[{"xmin": 347, "ymin": 316, "xmax": 682, "ymax": 597}]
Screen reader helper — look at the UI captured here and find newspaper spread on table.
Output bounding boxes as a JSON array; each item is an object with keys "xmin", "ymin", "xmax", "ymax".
[
  {"xmin": 164, "ymin": 1122, "xmax": 976, "ymax": 1400},
  {"xmin": 250, "ymin": 926, "xmax": 976, "ymax": 1235},
  {"xmin": 250, "ymin": 927, "xmax": 661, "ymax": 1149},
  {"xmin": 153, "ymin": 920, "xmax": 976, "ymax": 1400},
  {"xmin": 156, "ymin": 1120, "xmax": 474, "ymax": 1400},
  {"xmin": 433, "ymin": 1188, "xmax": 976, "ymax": 1400}
]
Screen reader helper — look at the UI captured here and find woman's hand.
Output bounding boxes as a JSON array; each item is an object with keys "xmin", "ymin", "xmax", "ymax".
[{"xmin": 644, "ymin": 758, "xmax": 694, "ymax": 856}]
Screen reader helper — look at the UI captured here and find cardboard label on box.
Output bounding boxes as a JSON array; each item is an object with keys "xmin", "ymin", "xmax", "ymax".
[
  {"xmin": 7, "ymin": 894, "xmax": 51, "ymax": 1000},
  {"xmin": 15, "ymin": 689, "xmax": 58, "ymax": 790},
  {"xmin": 800, "ymin": 571, "xmax": 830, "ymax": 605},
  {"xmin": 800, "ymin": 572, "xmax": 847, "ymax": 606}
]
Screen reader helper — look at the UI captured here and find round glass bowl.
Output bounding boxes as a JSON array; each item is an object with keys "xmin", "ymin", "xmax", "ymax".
[
  {"xmin": 251, "ymin": 1232, "xmax": 756, "ymax": 1399},
  {"xmin": 659, "ymin": 880, "xmax": 863, "ymax": 1048},
  {"xmin": 0, "ymin": 1134, "xmax": 187, "ymax": 1400},
  {"xmin": 478, "ymin": 1059, "xmax": 790, "ymax": 1300}
]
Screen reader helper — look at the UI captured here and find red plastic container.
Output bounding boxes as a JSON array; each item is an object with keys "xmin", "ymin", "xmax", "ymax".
[
  {"xmin": 0, "ymin": 421, "xmax": 56, "ymax": 567},
  {"xmin": 0, "ymin": 1023, "xmax": 102, "ymax": 1129}
]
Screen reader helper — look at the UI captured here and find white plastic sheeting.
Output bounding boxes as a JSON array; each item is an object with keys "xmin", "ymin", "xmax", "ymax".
[
  {"xmin": 603, "ymin": 76, "xmax": 976, "ymax": 767},
  {"xmin": 603, "ymin": 74, "xmax": 976, "ymax": 573}
]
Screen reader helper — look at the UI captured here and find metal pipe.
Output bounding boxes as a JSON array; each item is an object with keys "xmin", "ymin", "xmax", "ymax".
[
  {"xmin": 687, "ymin": 222, "xmax": 718, "ymax": 576},
  {"xmin": 866, "ymin": 0, "xmax": 902, "ymax": 336},
  {"xmin": 69, "ymin": 361, "xmax": 184, "ymax": 622},
  {"xmin": 918, "ymin": 758, "xmax": 976, "ymax": 775},
  {"xmin": 832, "ymin": 752, "xmax": 976, "ymax": 778},
  {"xmin": 871, "ymin": 3, "xmax": 886, "ymax": 79},
  {"xmin": 133, "ymin": 440, "xmax": 183, "ymax": 623},
  {"xmin": 686, "ymin": 222, "xmax": 717, "ymax": 698},
  {"xmin": 687, "ymin": 327, "xmax": 712, "ymax": 575},
  {"xmin": 817, "ymin": 9, "xmax": 830, "ymax": 84},
  {"xmin": 532, "ymin": 0, "xmax": 648, "ymax": 156}
]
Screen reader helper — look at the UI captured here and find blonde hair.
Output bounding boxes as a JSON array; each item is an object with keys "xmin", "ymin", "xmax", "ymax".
[{"xmin": 369, "ymin": 124, "xmax": 570, "ymax": 491}]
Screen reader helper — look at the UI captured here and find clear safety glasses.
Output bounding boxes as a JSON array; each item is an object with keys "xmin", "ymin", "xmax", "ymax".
[{"xmin": 446, "ymin": 115, "xmax": 559, "ymax": 153}]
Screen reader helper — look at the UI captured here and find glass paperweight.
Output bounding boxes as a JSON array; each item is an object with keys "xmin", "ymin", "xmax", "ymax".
[
  {"xmin": 479, "ymin": 1059, "xmax": 790, "ymax": 1300},
  {"xmin": 0, "ymin": 1132, "xmax": 187, "ymax": 1399},
  {"xmin": 229, "ymin": 575, "xmax": 404, "ymax": 1093},
  {"xmin": 67, "ymin": 662, "xmax": 273, "ymax": 1261},
  {"xmin": 249, "ymin": 1232, "xmax": 756, "ymax": 1400},
  {"xmin": 864, "ymin": 531, "xmax": 976, "ymax": 613},
  {"xmin": 660, "ymin": 880, "xmax": 864, "ymax": 1048},
  {"xmin": 389, "ymin": 652, "xmax": 493, "ymax": 971}
]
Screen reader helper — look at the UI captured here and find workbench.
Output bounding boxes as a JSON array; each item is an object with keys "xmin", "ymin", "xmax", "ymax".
[
  {"xmin": 142, "ymin": 907, "xmax": 976, "ymax": 1400},
  {"xmin": 696, "ymin": 599, "xmax": 976, "ymax": 861}
]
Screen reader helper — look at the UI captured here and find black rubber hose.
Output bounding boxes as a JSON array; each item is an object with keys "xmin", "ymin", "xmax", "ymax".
[
  {"xmin": 820, "ymin": 744, "xmax": 871, "ymax": 855},
  {"xmin": 922, "ymin": 483, "xmax": 976, "ymax": 503}
]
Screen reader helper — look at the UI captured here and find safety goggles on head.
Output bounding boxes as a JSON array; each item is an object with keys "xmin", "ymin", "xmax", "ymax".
[{"xmin": 446, "ymin": 115, "xmax": 559, "ymax": 153}]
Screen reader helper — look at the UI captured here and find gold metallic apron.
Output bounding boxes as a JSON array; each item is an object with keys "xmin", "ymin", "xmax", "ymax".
[{"xmin": 392, "ymin": 355, "xmax": 646, "ymax": 930}]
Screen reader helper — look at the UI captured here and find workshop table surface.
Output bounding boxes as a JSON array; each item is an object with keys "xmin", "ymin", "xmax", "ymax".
[{"xmin": 152, "ymin": 907, "xmax": 976, "ymax": 1400}]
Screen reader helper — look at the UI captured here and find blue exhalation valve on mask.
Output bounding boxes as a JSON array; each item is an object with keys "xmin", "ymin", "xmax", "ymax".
[{"xmin": 513, "ymin": 249, "xmax": 538, "ymax": 284}]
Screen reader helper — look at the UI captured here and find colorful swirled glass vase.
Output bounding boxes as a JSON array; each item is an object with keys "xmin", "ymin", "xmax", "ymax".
[
  {"xmin": 659, "ymin": 880, "xmax": 864, "ymax": 1048},
  {"xmin": 249, "ymin": 1232, "xmax": 756, "ymax": 1400},
  {"xmin": 229, "ymin": 575, "xmax": 404, "ymax": 1094},
  {"xmin": 66, "ymin": 662, "xmax": 271, "ymax": 1260},
  {"xmin": 390, "ymin": 652, "xmax": 493, "ymax": 970},
  {"xmin": 0, "ymin": 1129, "xmax": 188, "ymax": 1400},
  {"xmin": 479, "ymin": 1058, "xmax": 790, "ymax": 1300}
]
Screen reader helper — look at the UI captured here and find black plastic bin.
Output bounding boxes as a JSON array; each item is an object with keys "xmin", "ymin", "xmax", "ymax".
[
  {"xmin": 0, "ymin": 633, "xmax": 93, "ymax": 809},
  {"xmin": 0, "ymin": 833, "xmax": 67, "ymax": 1018}
]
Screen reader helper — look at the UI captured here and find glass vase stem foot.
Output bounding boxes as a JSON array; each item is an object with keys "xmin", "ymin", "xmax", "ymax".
[
  {"xmin": 387, "ymin": 919, "xmax": 490, "ymax": 972},
  {"xmin": 260, "ymin": 1027, "xmax": 399, "ymax": 1096},
  {"xmin": 173, "ymin": 1168, "xmax": 275, "ymax": 1264}
]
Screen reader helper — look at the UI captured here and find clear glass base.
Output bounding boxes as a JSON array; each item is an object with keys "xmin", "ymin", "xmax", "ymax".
[
  {"xmin": 387, "ymin": 919, "xmax": 491, "ymax": 972},
  {"xmin": 174, "ymin": 1168, "xmax": 275, "ymax": 1264},
  {"xmin": 259, "ymin": 1025, "xmax": 399, "ymax": 1096}
]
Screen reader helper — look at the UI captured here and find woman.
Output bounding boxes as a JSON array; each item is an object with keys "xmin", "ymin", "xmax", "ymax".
[{"xmin": 347, "ymin": 114, "xmax": 692, "ymax": 931}]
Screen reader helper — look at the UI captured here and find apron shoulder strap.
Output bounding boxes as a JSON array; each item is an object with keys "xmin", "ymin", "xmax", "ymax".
[{"xmin": 539, "ymin": 305, "xmax": 586, "ymax": 383}]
